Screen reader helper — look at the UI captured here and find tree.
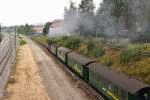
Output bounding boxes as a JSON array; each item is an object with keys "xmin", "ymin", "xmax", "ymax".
[
  {"xmin": 64, "ymin": 1, "xmax": 78, "ymax": 34},
  {"xmin": 78, "ymin": 0, "xmax": 96, "ymax": 37},
  {"xmin": 111, "ymin": 0, "xmax": 129, "ymax": 41},
  {"xmin": 78, "ymin": 0, "xmax": 95, "ymax": 14},
  {"xmin": 43, "ymin": 22, "xmax": 52, "ymax": 34},
  {"xmin": 24, "ymin": 24, "xmax": 33, "ymax": 35},
  {"xmin": 17, "ymin": 25, "xmax": 25, "ymax": 34},
  {"xmin": 17, "ymin": 24, "xmax": 33, "ymax": 35}
]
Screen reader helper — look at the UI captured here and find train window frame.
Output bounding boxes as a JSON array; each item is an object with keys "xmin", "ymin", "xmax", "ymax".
[
  {"xmin": 101, "ymin": 77, "xmax": 108, "ymax": 89},
  {"xmin": 69, "ymin": 58, "xmax": 82, "ymax": 74},
  {"xmin": 108, "ymin": 82, "xmax": 112, "ymax": 91},
  {"xmin": 120, "ymin": 89, "xmax": 128, "ymax": 100},
  {"xmin": 113, "ymin": 85, "xmax": 119, "ymax": 99}
]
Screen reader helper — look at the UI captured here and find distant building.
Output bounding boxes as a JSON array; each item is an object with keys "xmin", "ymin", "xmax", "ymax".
[
  {"xmin": 51, "ymin": 19, "xmax": 63, "ymax": 28},
  {"xmin": 48, "ymin": 19, "xmax": 67, "ymax": 37},
  {"xmin": 32, "ymin": 25, "xmax": 44, "ymax": 35}
]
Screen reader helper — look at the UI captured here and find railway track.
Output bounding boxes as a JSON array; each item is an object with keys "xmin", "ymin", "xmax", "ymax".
[
  {"xmin": 0, "ymin": 37, "xmax": 15, "ymax": 76},
  {"xmin": 0, "ymin": 33, "xmax": 19, "ymax": 98},
  {"xmin": 31, "ymin": 37, "xmax": 106, "ymax": 100},
  {"xmin": 106, "ymin": 44, "xmax": 150, "ymax": 57}
]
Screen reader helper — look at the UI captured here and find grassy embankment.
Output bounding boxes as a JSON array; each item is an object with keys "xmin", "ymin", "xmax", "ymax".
[{"xmin": 33, "ymin": 35, "xmax": 150, "ymax": 84}]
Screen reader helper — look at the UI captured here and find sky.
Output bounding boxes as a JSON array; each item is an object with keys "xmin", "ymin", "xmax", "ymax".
[{"xmin": 0, "ymin": 0, "xmax": 102, "ymax": 26}]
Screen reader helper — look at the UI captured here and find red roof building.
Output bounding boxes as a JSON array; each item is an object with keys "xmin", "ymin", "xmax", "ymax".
[{"xmin": 32, "ymin": 25, "xmax": 44, "ymax": 33}]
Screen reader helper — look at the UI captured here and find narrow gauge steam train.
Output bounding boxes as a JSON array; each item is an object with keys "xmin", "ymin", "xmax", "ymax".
[{"xmin": 48, "ymin": 43, "xmax": 150, "ymax": 100}]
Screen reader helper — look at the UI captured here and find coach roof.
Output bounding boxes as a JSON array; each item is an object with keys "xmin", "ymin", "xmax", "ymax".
[
  {"xmin": 88, "ymin": 62, "xmax": 150, "ymax": 95},
  {"xmin": 68, "ymin": 52, "xmax": 95, "ymax": 66}
]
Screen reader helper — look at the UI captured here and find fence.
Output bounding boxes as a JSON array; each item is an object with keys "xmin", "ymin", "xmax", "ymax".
[{"xmin": 0, "ymin": 33, "xmax": 19, "ymax": 98}]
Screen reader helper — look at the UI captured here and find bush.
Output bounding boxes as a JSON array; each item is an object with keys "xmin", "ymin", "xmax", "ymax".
[
  {"xmin": 35, "ymin": 35, "xmax": 49, "ymax": 44},
  {"xmin": 86, "ymin": 39, "xmax": 105, "ymax": 58},
  {"xmin": 77, "ymin": 39, "xmax": 105, "ymax": 58},
  {"xmin": 20, "ymin": 39, "xmax": 26, "ymax": 45},
  {"xmin": 120, "ymin": 48, "xmax": 141, "ymax": 64},
  {"xmin": 101, "ymin": 56, "xmax": 113, "ymax": 67},
  {"xmin": 51, "ymin": 36, "xmax": 82, "ymax": 49},
  {"xmin": 65, "ymin": 37, "xmax": 82, "ymax": 49},
  {"xmin": 49, "ymin": 37, "xmax": 105, "ymax": 58}
]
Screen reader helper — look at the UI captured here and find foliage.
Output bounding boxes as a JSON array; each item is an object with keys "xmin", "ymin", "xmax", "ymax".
[
  {"xmin": 34, "ymin": 35, "xmax": 150, "ymax": 84},
  {"xmin": 100, "ymin": 55, "xmax": 113, "ymax": 67},
  {"xmin": 120, "ymin": 48, "xmax": 141, "ymax": 64},
  {"xmin": 43, "ymin": 22, "xmax": 52, "ymax": 34},
  {"xmin": 77, "ymin": 39, "xmax": 105, "ymax": 58},
  {"xmin": 128, "ymin": 43, "xmax": 150, "ymax": 51},
  {"xmin": 111, "ymin": 0, "xmax": 128, "ymax": 18},
  {"xmin": 79, "ymin": 0, "xmax": 96, "ymax": 37},
  {"xmin": 20, "ymin": 39, "xmax": 26, "ymax": 45},
  {"xmin": 51, "ymin": 36, "xmax": 82, "ymax": 49},
  {"xmin": 17, "ymin": 24, "xmax": 33, "ymax": 35},
  {"xmin": 34, "ymin": 35, "xmax": 49, "ymax": 44},
  {"xmin": 85, "ymin": 39, "xmax": 105, "ymax": 58},
  {"xmin": 78, "ymin": 0, "xmax": 95, "ymax": 14},
  {"xmin": 64, "ymin": 1, "xmax": 79, "ymax": 34}
]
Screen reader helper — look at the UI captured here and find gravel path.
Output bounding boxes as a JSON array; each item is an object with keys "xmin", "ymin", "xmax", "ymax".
[
  {"xmin": 4, "ymin": 36, "xmax": 93, "ymax": 100},
  {"xmin": 26, "ymin": 37, "xmax": 92, "ymax": 100},
  {"xmin": 4, "ymin": 41, "xmax": 50, "ymax": 100}
]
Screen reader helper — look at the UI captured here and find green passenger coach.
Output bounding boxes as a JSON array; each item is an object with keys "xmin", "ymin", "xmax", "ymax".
[
  {"xmin": 57, "ymin": 47, "xmax": 71, "ymax": 64},
  {"xmin": 47, "ymin": 42, "xmax": 150, "ymax": 100},
  {"xmin": 67, "ymin": 52, "xmax": 95, "ymax": 80},
  {"xmin": 50, "ymin": 44, "xmax": 58, "ymax": 56},
  {"xmin": 87, "ymin": 63, "xmax": 150, "ymax": 100}
]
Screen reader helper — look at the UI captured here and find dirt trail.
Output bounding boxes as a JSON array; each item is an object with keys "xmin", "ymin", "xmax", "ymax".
[
  {"xmin": 26, "ymin": 37, "xmax": 91, "ymax": 100},
  {"xmin": 4, "ymin": 44, "xmax": 50, "ymax": 100}
]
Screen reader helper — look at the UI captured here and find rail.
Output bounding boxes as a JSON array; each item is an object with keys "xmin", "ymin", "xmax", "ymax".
[
  {"xmin": 106, "ymin": 44, "xmax": 150, "ymax": 57},
  {"xmin": 0, "ymin": 33, "xmax": 19, "ymax": 98}
]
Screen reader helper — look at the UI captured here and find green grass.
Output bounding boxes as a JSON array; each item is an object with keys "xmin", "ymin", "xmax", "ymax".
[
  {"xmin": 20, "ymin": 39, "xmax": 26, "ymax": 45},
  {"xmin": 32, "ymin": 35, "xmax": 150, "ymax": 84},
  {"xmin": 33, "ymin": 35, "xmax": 49, "ymax": 44},
  {"xmin": 120, "ymin": 48, "xmax": 141, "ymax": 64}
]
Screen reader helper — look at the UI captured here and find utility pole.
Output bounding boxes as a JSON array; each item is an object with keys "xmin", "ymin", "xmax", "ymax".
[
  {"xmin": 0, "ymin": 24, "xmax": 1, "ymax": 33},
  {"xmin": 0, "ymin": 24, "xmax": 2, "ymax": 42},
  {"xmin": 15, "ymin": 27, "xmax": 17, "ymax": 58}
]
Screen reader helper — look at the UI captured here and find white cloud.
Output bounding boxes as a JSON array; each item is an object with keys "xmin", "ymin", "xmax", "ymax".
[{"xmin": 0, "ymin": 0, "xmax": 102, "ymax": 26}]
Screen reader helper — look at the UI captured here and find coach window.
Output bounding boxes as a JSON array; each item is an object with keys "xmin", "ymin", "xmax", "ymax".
[
  {"xmin": 108, "ymin": 82, "xmax": 112, "ymax": 91},
  {"xmin": 120, "ymin": 89, "xmax": 127, "ymax": 100},
  {"xmin": 113, "ymin": 86, "xmax": 119, "ymax": 98}
]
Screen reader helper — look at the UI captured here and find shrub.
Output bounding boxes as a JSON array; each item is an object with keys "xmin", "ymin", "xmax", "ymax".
[
  {"xmin": 86, "ymin": 39, "xmax": 105, "ymax": 58},
  {"xmin": 120, "ymin": 48, "xmax": 141, "ymax": 64},
  {"xmin": 100, "ymin": 56, "xmax": 113, "ymax": 67},
  {"xmin": 20, "ymin": 39, "xmax": 26, "ymax": 45}
]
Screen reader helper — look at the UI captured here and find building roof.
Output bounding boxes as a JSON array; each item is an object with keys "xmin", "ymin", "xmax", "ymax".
[
  {"xmin": 88, "ymin": 62, "xmax": 150, "ymax": 95},
  {"xmin": 50, "ymin": 19, "xmax": 63, "ymax": 28},
  {"xmin": 32, "ymin": 25, "xmax": 44, "ymax": 33}
]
